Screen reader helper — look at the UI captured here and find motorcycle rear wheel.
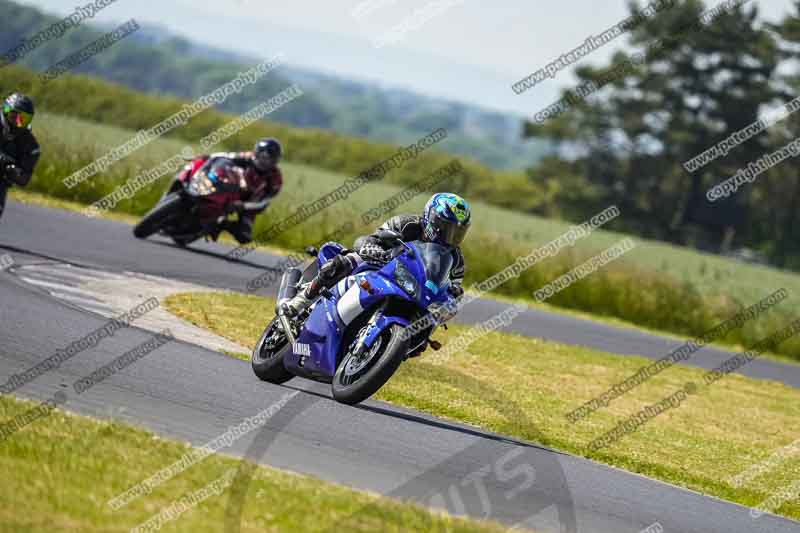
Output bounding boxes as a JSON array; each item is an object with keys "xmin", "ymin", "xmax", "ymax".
[{"xmin": 331, "ymin": 324, "xmax": 408, "ymax": 405}]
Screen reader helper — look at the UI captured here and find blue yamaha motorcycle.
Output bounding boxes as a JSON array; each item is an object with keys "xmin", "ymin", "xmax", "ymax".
[{"xmin": 251, "ymin": 231, "xmax": 455, "ymax": 405}]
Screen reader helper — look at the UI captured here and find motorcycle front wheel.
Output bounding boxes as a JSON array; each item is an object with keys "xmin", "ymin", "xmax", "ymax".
[
  {"xmin": 251, "ymin": 318, "xmax": 294, "ymax": 384},
  {"xmin": 331, "ymin": 323, "xmax": 408, "ymax": 405},
  {"xmin": 133, "ymin": 192, "xmax": 184, "ymax": 239}
]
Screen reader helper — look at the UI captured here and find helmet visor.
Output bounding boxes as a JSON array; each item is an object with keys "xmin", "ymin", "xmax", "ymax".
[
  {"xmin": 254, "ymin": 150, "xmax": 275, "ymax": 169},
  {"xmin": 430, "ymin": 216, "xmax": 470, "ymax": 247},
  {"xmin": 4, "ymin": 105, "xmax": 33, "ymax": 128}
]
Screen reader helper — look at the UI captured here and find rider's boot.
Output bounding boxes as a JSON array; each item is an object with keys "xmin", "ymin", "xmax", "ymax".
[
  {"xmin": 281, "ymin": 279, "xmax": 321, "ymax": 317},
  {"xmin": 205, "ymin": 217, "xmax": 227, "ymax": 242},
  {"xmin": 281, "ymin": 254, "xmax": 357, "ymax": 317}
]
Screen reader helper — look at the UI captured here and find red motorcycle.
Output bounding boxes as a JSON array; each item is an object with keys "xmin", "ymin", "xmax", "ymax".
[{"xmin": 133, "ymin": 157, "xmax": 247, "ymax": 245}]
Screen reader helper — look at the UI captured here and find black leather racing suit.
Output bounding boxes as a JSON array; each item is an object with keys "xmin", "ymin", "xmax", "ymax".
[
  {"xmin": 298, "ymin": 214, "xmax": 465, "ymax": 304},
  {"xmin": 356, "ymin": 214, "xmax": 465, "ymax": 285},
  {"xmin": 0, "ymin": 127, "xmax": 40, "ymax": 220}
]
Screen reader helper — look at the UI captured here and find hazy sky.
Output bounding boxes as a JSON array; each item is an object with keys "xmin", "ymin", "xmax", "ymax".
[{"xmin": 21, "ymin": 0, "xmax": 794, "ymax": 117}]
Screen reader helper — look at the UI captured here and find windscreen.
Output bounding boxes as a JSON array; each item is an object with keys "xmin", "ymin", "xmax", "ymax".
[
  {"xmin": 206, "ymin": 159, "xmax": 245, "ymax": 192},
  {"xmin": 412, "ymin": 241, "xmax": 453, "ymax": 288}
]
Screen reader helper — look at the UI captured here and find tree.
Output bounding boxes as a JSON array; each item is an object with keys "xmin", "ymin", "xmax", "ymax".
[{"xmin": 524, "ymin": 0, "xmax": 783, "ymax": 254}]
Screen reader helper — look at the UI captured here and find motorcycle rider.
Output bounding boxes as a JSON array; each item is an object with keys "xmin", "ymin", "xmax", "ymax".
[
  {"xmin": 185, "ymin": 137, "xmax": 283, "ymax": 244},
  {"xmin": 0, "ymin": 93, "xmax": 40, "ymax": 221},
  {"xmin": 282, "ymin": 192, "xmax": 471, "ymax": 318}
]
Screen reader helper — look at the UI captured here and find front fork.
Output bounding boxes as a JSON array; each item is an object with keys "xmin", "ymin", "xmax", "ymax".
[
  {"xmin": 350, "ymin": 303, "xmax": 387, "ymax": 359},
  {"xmin": 158, "ymin": 178, "xmax": 184, "ymax": 204},
  {"xmin": 275, "ymin": 267, "xmax": 304, "ymax": 346},
  {"xmin": 351, "ymin": 310, "xmax": 445, "ymax": 361},
  {"xmin": 278, "ymin": 314, "xmax": 297, "ymax": 346}
]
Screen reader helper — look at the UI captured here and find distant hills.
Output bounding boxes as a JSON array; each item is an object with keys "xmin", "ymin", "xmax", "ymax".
[{"xmin": 0, "ymin": 0, "xmax": 549, "ymax": 170}]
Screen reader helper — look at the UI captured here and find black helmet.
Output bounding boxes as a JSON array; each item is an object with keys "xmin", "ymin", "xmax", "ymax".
[
  {"xmin": 1, "ymin": 93, "xmax": 35, "ymax": 137},
  {"xmin": 254, "ymin": 137, "xmax": 282, "ymax": 171}
]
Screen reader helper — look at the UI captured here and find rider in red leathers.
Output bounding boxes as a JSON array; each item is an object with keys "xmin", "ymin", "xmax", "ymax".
[{"xmin": 180, "ymin": 138, "xmax": 283, "ymax": 244}]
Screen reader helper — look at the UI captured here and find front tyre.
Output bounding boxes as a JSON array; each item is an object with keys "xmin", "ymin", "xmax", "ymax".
[
  {"xmin": 251, "ymin": 318, "xmax": 294, "ymax": 384},
  {"xmin": 332, "ymin": 324, "xmax": 408, "ymax": 405},
  {"xmin": 133, "ymin": 192, "xmax": 184, "ymax": 239},
  {"xmin": 172, "ymin": 235, "xmax": 199, "ymax": 247}
]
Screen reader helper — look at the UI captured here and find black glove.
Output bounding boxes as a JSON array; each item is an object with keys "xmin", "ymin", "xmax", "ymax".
[
  {"xmin": 448, "ymin": 284, "xmax": 464, "ymax": 299},
  {"xmin": 2, "ymin": 165, "xmax": 21, "ymax": 186},
  {"xmin": 0, "ymin": 153, "xmax": 14, "ymax": 180},
  {"xmin": 358, "ymin": 241, "xmax": 392, "ymax": 265},
  {"xmin": 225, "ymin": 201, "xmax": 245, "ymax": 215}
]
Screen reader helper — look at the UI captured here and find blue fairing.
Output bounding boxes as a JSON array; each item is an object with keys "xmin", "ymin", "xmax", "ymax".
[
  {"xmin": 284, "ymin": 297, "xmax": 344, "ymax": 376},
  {"xmin": 318, "ymin": 242, "xmax": 346, "ymax": 267},
  {"xmin": 284, "ymin": 241, "xmax": 454, "ymax": 381},
  {"xmin": 283, "ymin": 242, "xmax": 348, "ymax": 377},
  {"xmin": 375, "ymin": 250, "xmax": 453, "ymax": 308},
  {"xmin": 362, "ymin": 313, "xmax": 410, "ymax": 349}
]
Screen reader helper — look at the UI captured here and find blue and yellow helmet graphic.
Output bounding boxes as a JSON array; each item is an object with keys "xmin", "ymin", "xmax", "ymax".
[{"xmin": 423, "ymin": 193, "xmax": 471, "ymax": 247}]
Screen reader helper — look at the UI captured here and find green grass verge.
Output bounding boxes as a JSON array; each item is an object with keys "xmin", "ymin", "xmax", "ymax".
[
  {"xmin": 9, "ymin": 187, "xmax": 141, "ymax": 225},
  {"xmin": 163, "ymin": 291, "xmax": 800, "ymax": 521},
  {"xmin": 15, "ymin": 110, "xmax": 800, "ymax": 361},
  {"xmin": 4, "ymin": 62, "xmax": 543, "ymax": 215},
  {"xmin": 0, "ymin": 393, "xmax": 519, "ymax": 532}
]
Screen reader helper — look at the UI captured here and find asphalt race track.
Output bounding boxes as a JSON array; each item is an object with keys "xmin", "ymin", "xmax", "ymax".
[
  {"xmin": 4, "ymin": 201, "xmax": 800, "ymax": 389},
  {"xmin": 1, "ymin": 200, "xmax": 799, "ymax": 533}
]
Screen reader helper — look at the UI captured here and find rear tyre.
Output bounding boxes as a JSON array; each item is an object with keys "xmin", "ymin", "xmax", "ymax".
[
  {"xmin": 331, "ymin": 324, "xmax": 407, "ymax": 405},
  {"xmin": 133, "ymin": 193, "xmax": 184, "ymax": 239},
  {"xmin": 251, "ymin": 318, "xmax": 294, "ymax": 384}
]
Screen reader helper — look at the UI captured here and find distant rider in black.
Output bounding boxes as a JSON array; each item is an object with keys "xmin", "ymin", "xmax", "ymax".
[{"xmin": 0, "ymin": 93, "xmax": 40, "ymax": 221}]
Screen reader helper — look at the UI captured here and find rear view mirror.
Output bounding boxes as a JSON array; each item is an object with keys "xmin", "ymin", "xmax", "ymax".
[{"xmin": 376, "ymin": 229, "xmax": 402, "ymax": 243}]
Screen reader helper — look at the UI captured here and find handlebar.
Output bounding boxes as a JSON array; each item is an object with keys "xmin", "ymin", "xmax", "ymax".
[
  {"xmin": 376, "ymin": 230, "xmax": 415, "ymax": 257},
  {"xmin": 0, "ymin": 151, "xmax": 16, "ymax": 185}
]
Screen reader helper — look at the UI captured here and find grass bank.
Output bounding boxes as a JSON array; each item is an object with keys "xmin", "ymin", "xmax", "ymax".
[
  {"xmin": 0, "ymin": 393, "xmax": 518, "ymax": 532},
  {"xmin": 3, "ymin": 62, "xmax": 544, "ymax": 213},
  {"xmin": 164, "ymin": 291, "xmax": 800, "ymax": 521}
]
